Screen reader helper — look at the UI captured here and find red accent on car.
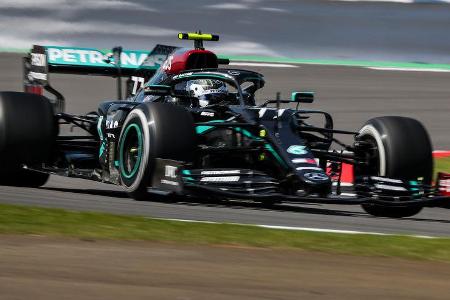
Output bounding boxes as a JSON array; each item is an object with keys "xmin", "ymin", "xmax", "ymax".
[
  {"xmin": 437, "ymin": 172, "xmax": 450, "ymax": 196},
  {"xmin": 163, "ymin": 49, "xmax": 218, "ymax": 75},
  {"xmin": 326, "ymin": 162, "xmax": 354, "ymax": 183},
  {"xmin": 433, "ymin": 151, "xmax": 450, "ymax": 159},
  {"xmin": 25, "ymin": 85, "xmax": 43, "ymax": 95},
  {"xmin": 305, "ymin": 158, "xmax": 317, "ymax": 165}
]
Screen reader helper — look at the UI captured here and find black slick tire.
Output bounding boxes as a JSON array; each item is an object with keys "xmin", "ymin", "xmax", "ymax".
[
  {"xmin": 0, "ymin": 92, "xmax": 55, "ymax": 187},
  {"xmin": 355, "ymin": 116, "xmax": 433, "ymax": 218},
  {"xmin": 118, "ymin": 103, "xmax": 196, "ymax": 200}
]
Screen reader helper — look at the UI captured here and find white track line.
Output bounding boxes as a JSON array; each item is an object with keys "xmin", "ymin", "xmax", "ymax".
[
  {"xmin": 229, "ymin": 62, "xmax": 299, "ymax": 68},
  {"xmin": 259, "ymin": 225, "xmax": 389, "ymax": 235},
  {"xmin": 367, "ymin": 67, "xmax": 450, "ymax": 72},
  {"xmin": 155, "ymin": 217, "xmax": 439, "ymax": 239}
]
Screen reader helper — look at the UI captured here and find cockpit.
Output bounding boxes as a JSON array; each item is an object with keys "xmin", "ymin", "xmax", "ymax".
[{"xmin": 133, "ymin": 69, "xmax": 265, "ymax": 108}]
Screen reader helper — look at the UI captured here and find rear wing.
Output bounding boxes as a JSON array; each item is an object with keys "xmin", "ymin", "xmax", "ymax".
[{"xmin": 23, "ymin": 44, "xmax": 178, "ymax": 111}]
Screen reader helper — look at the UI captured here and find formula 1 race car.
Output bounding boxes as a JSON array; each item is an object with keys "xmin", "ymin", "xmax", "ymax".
[{"xmin": 0, "ymin": 32, "xmax": 448, "ymax": 218}]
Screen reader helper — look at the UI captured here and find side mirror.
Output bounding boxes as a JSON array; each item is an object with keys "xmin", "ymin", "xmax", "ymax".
[
  {"xmin": 144, "ymin": 84, "xmax": 171, "ymax": 96},
  {"xmin": 291, "ymin": 91, "xmax": 314, "ymax": 103}
]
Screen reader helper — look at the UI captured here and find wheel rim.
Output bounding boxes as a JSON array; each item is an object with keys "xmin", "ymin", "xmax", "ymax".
[
  {"xmin": 119, "ymin": 123, "xmax": 143, "ymax": 179},
  {"xmin": 362, "ymin": 135, "xmax": 381, "ymax": 176}
]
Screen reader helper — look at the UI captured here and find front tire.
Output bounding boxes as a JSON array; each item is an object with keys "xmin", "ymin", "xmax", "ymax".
[
  {"xmin": 118, "ymin": 103, "xmax": 196, "ymax": 200},
  {"xmin": 355, "ymin": 116, "xmax": 433, "ymax": 218}
]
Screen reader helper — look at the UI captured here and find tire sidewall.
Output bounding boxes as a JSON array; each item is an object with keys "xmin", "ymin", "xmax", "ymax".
[
  {"xmin": 118, "ymin": 109, "xmax": 151, "ymax": 192},
  {"xmin": 358, "ymin": 124, "xmax": 387, "ymax": 176}
]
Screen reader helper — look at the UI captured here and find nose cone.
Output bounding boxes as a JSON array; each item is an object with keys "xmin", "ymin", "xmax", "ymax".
[{"xmin": 297, "ymin": 169, "xmax": 332, "ymax": 195}]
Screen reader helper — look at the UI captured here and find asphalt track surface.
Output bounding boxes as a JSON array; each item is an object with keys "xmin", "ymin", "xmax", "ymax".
[{"xmin": 1, "ymin": 53, "xmax": 450, "ymax": 236}]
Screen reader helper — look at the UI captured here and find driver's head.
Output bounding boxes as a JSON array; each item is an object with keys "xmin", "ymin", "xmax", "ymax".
[{"xmin": 186, "ymin": 79, "xmax": 228, "ymax": 107}]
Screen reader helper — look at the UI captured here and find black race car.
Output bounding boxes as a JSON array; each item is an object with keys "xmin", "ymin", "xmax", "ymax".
[{"xmin": 0, "ymin": 32, "xmax": 448, "ymax": 218}]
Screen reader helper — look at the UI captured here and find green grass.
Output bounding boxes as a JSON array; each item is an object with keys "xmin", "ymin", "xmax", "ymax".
[
  {"xmin": 1, "ymin": 203, "xmax": 450, "ymax": 262},
  {"xmin": 436, "ymin": 157, "xmax": 450, "ymax": 174}
]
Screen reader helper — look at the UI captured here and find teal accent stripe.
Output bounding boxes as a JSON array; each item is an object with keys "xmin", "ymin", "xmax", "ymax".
[
  {"xmin": 264, "ymin": 144, "xmax": 287, "ymax": 168},
  {"xmin": 99, "ymin": 143, "xmax": 106, "ymax": 158},
  {"xmin": 181, "ymin": 170, "xmax": 194, "ymax": 182},
  {"xmin": 233, "ymin": 127, "xmax": 257, "ymax": 139},
  {"xmin": 97, "ymin": 116, "xmax": 105, "ymax": 157},
  {"xmin": 409, "ymin": 180, "xmax": 421, "ymax": 198},
  {"xmin": 119, "ymin": 123, "xmax": 143, "ymax": 179},
  {"xmin": 291, "ymin": 92, "xmax": 297, "ymax": 102},
  {"xmin": 195, "ymin": 120, "xmax": 226, "ymax": 135},
  {"xmin": 196, "ymin": 125, "xmax": 215, "ymax": 134}
]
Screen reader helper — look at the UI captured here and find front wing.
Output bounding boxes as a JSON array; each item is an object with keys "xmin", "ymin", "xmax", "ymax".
[{"xmin": 150, "ymin": 159, "xmax": 450, "ymax": 207}]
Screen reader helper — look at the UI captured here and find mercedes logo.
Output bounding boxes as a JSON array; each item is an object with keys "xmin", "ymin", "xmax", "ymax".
[{"xmin": 304, "ymin": 172, "xmax": 329, "ymax": 181}]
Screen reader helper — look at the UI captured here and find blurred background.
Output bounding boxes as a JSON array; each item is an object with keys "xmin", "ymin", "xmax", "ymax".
[{"xmin": 1, "ymin": 0, "xmax": 450, "ymax": 62}]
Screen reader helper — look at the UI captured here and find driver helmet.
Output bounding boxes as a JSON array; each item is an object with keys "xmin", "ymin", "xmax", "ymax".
[{"xmin": 186, "ymin": 79, "xmax": 228, "ymax": 107}]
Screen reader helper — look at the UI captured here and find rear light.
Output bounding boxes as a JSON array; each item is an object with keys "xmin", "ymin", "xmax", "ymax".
[{"xmin": 437, "ymin": 172, "xmax": 450, "ymax": 196}]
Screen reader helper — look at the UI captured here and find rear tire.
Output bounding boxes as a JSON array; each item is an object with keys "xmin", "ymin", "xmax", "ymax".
[
  {"xmin": 0, "ymin": 92, "xmax": 55, "ymax": 187},
  {"xmin": 355, "ymin": 116, "xmax": 433, "ymax": 218},
  {"xmin": 118, "ymin": 103, "xmax": 196, "ymax": 200}
]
